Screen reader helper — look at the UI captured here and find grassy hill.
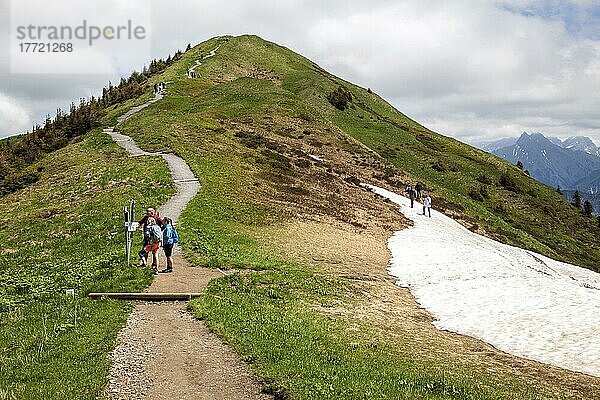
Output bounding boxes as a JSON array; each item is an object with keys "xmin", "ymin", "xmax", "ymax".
[
  {"xmin": 1, "ymin": 35, "xmax": 599, "ymax": 399},
  {"xmin": 0, "ymin": 130, "xmax": 174, "ymax": 398},
  {"xmin": 124, "ymin": 34, "xmax": 599, "ymax": 270}
]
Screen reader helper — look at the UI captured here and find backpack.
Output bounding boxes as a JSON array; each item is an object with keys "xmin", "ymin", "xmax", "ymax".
[
  {"xmin": 163, "ymin": 224, "xmax": 179, "ymax": 245},
  {"xmin": 147, "ymin": 225, "xmax": 162, "ymax": 243}
]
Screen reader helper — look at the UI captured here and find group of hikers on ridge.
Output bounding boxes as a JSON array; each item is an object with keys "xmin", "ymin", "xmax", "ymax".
[
  {"xmin": 405, "ymin": 182, "xmax": 432, "ymax": 217},
  {"xmin": 137, "ymin": 207, "xmax": 179, "ymax": 274},
  {"xmin": 153, "ymin": 82, "xmax": 166, "ymax": 94}
]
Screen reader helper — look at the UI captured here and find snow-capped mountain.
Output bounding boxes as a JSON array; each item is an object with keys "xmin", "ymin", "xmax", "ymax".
[
  {"xmin": 491, "ymin": 132, "xmax": 600, "ymax": 189},
  {"xmin": 473, "ymin": 137, "xmax": 518, "ymax": 153},
  {"xmin": 472, "ymin": 132, "xmax": 600, "ymax": 213},
  {"xmin": 560, "ymin": 137, "xmax": 600, "ymax": 156}
]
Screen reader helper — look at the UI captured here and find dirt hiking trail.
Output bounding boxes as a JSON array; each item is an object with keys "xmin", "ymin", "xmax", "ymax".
[{"xmin": 101, "ymin": 48, "xmax": 269, "ymax": 399}]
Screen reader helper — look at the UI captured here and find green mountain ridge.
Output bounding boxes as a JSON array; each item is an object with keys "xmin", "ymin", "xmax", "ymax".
[
  {"xmin": 132, "ymin": 34, "xmax": 598, "ymax": 270},
  {"xmin": 1, "ymin": 34, "xmax": 599, "ymax": 399}
]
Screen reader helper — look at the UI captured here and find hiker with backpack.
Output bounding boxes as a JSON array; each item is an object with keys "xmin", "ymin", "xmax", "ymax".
[
  {"xmin": 423, "ymin": 194, "xmax": 432, "ymax": 218},
  {"xmin": 138, "ymin": 217, "xmax": 162, "ymax": 274},
  {"xmin": 139, "ymin": 207, "xmax": 163, "ymax": 228},
  {"xmin": 138, "ymin": 208, "xmax": 163, "ymax": 271},
  {"xmin": 160, "ymin": 217, "xmax": 179, "ymax": 273},
  {"xmin": 415, "ymin": 182, "xmax": 423, "ymax": 200},
  {"xmin": 405, "ymin": 185, "xmax": 416, "ymax": 208}
]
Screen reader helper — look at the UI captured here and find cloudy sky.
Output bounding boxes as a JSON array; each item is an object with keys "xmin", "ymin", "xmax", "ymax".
[{"xmin": 1, "ymin": 0, "xmax": 599, "ymax": 145}]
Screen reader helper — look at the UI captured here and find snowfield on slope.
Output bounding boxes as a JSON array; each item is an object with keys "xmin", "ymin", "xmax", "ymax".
[{"xmin": 363, "ymin": 184, "xmax": 600, "ymax": 377}]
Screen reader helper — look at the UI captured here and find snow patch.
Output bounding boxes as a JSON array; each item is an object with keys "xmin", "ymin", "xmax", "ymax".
[{"xmin": 362, "ymin": 183, "xmax": 600, "ymax": 377}]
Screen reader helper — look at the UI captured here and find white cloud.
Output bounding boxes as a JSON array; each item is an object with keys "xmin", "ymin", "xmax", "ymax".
[
  {"xmin": 292, "ymin": 1, "xmax": 600, "ymax": 144},
  {"xmin": 0, "ymin": 92, "xmax": 32, "ymax": 137},
  {"xmin": 1, "ymin": 0, "xmax": 599, "ymax": 145}
]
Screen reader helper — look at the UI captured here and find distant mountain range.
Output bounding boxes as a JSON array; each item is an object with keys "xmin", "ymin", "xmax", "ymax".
[
  {"xmin": 477, "ymin": 134, "xmax": 600, "ymax": 159},
  {"xmin": 472, "ymin": 132, "xmax": 600, "ymax": 213}
]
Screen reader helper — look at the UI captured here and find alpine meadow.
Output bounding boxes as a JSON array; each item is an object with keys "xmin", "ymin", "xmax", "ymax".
[{"xmin": 1, "ymin": 35, "xmax": 599, "ymax": 399}]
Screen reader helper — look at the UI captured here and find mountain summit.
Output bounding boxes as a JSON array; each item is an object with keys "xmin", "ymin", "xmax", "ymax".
[
  {"xmin": 489, "ymin": 131, "xmax": 600, "ymax": 190},
  {"xmin": 4, "ymin": 34, "xmax": 599, "ymax": 269}
]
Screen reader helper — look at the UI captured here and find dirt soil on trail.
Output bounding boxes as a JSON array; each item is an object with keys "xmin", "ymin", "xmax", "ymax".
[{"xmin": 104, "ymin": 255, "xmax": 270, "ymax": 400}]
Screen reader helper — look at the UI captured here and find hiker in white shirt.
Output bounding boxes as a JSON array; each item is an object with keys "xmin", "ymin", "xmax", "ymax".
[{"xmin": 423, "ymin": 195, "xmax": 432, "ymax": 218}]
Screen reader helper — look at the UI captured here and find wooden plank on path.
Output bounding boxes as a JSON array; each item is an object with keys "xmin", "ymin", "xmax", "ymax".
[{"xmin": 88, "ymin": 292, "xmax": 202, "ymax": 301}]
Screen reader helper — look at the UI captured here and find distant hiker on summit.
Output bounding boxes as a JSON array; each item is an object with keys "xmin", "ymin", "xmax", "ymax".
[
  {"xmin": 415, "ymin": 182, "xmax": 423, "ymax": 200},
  {"xmin": 154, "ymin": 82, "xmax": 166, "ymax": 93},
  {"xmin": 160, "ymin": 217, "xmax": 179, "ymax": 273},
  {"xmin": 423, "ymin": 194, "xmax": 432, "ymax": 218},
  {"xmin": 405, "ymin": 185, "xmax": 416, "ymax": 208}
]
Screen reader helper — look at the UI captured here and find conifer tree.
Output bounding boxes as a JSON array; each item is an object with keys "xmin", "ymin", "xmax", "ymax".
[
  {"xmin": 572, "ymin": 190, "xmax": 582, "ymax": 209},
  {"xmin": 583, "ymin": 200, "xmax": 593, "ymax": 216},
  {"xmin": 516, "ymin": 160, "xmax": 523, "ymax": 170}
]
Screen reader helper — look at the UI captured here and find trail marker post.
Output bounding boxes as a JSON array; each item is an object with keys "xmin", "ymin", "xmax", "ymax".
[{"xmin": 124, "ymin": 199, "xmax": 138, "ymax": 266}]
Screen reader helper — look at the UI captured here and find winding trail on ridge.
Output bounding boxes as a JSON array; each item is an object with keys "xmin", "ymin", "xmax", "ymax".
[
  {"xmin": 186, "ymin": 45, "xmax": 221, "ymax": 79},
  {"xmin": 187, "ymin": 45, "xmax": 221, "ymax": 78},
  {"xmin": 102, "ymin": 46, "xmax": 269, "ymax": 400},
  {"xmin": 363, "ymin": 184, "xmax": 600, "ymax": 378}
]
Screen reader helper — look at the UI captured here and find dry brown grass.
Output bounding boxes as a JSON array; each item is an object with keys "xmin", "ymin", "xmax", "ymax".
[
  {"xmin": 185, "ymin": 93, "xmax": 600, "ymax": 398},
  {"xmin": 259, "ymin": 216, "xmax": 600, "ymax": 399}
]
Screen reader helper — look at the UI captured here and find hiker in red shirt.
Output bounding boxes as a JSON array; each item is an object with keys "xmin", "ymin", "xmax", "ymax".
[{"xmin": 138, "ymin": 207, "xmax": 163, "ymax": 228}]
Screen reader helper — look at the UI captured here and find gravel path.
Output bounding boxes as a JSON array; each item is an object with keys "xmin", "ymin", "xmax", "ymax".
[
  {"xmin": 187, "ymin": 45, "xmax": 220, "ymax": 78},
  {"xmin": 102, "ymin": 58, "xmax": 269, "ymax": 399},
  {"xmin": 105, "ymin": 255, "xmax": 269, "ymax": 400}
]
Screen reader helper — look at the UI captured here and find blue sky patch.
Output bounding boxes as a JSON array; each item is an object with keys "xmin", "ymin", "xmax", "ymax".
[{"xmin": 499, "ymin": 1, "xmax": 600, "ymax": 40}]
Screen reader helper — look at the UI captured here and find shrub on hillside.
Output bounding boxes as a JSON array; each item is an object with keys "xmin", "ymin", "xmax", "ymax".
[
  {"xmin": 468, "ymin": 185, "xmax": 489, "ymax": 202},
  {"xmin": 476, "ymin": 173, "xmax": 492, "ymax": 185},
  {"xmin": 469, "ymin": 187, "xmax": 484, "ymax": 202},
  {"xmin": 572, "ymin": 190, "xmax": 582, "ymax": 209},
  {"xmin": 327, "ymin": 86, "xmax": 352, "ymax": 111},
  {"xmin": 583, "ymin": 200, "xmax": 593, "ymax": 215},
  {"xmin": 260, "ymin": 149, "xmax": 292, "ymax": 171},
  {"xmin": 0, "ymin": 171, "xmax": 39, "ymax": 196},
  {"xmin": 294, "ymin": 158, "xmax": 311, "ymax": 169},
  {"xmin": 431, "ymin": 160, "xmax": 446, "ymax": 172},
  {"xmin": 234, "ymin": 130, "xmax": 267, "ymax": 149},
  {"xmin": 494, "ymin": 203, "xmax": 507, "ymax": 214},
  {"xmin": 516, "ymin": 160, "xmax": 524, "ymax": 170},
  {"xmin": 499, "ymin": 171, "xmax": 519, "ymax": 192}
]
